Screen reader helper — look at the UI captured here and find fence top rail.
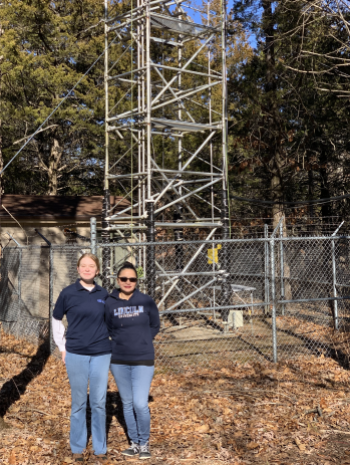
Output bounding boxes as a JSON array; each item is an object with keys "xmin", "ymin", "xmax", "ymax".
[
  {"xmin": 2, "ymin": 244, "xmax": 48, "ymax": 250},
  {"xmin": 78, "ymin": 235, "xmax": 350, "ymax": 247},
  {"xmin": 2, "ymin": 234, "xmax": 350, "ymax": 250}
]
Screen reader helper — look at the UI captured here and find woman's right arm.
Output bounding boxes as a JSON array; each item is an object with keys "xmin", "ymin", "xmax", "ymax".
[
  {"xmin": 52, "ymin": 317, "xmax": 66, "ymax": 362},
  {"xmin": 52, "ymin": 292, "xmax": 67, "ymax": 363}
]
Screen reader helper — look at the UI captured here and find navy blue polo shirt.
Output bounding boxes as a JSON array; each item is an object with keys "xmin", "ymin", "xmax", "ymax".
[{"xmin": 53, "ymin": 280, "xmax": 111, "ymax": 356}]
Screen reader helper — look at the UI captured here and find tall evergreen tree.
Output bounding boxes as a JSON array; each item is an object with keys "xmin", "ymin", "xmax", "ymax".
[
  {"xmin": 0, "ymin": 0, "xmax": 106, "ymax": 195},
  {"xmin": 229, "ymin": 0, "xmax": 350, "ymax": 224}
]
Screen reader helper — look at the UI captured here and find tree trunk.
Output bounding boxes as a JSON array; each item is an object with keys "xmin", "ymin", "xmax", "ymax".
[
  {"xmin": 270, "ymin": 174, "xmax": 283, "ymax": 229},
  {"xmin": 320, "ymin": 148, "xmax": 331, "ymax": 225},
  {"xmin": 308, "ymin": 162, "xmax": 314, "ymax": 217},
  {"xmin": 308, "ymin": 159, "xmax": 315, "ymax": 233},
  {"xmin": 0, "ymin": 117, "xmax": 3, "ymax": 196},
  {"xmin": 263, "ymin": 0, "xmax": 286, "ymax": 228},
  {"xmin": 270, "ymin": 154, "xmax": 292, "ymax": 302},
  {"xmin": 0, "ymin": 21, "xmax": 3, "ymax": 196},
  {"xmin": 270, "ymin": 154, "xmax": 284, "ymax": 230},
  {"xmin": 262, "ymin": 0, "xmax": 275, "ymax": 93},
  {"xmin": 47, "ymin": 138, "xmax": 62, "ymax": 195}
]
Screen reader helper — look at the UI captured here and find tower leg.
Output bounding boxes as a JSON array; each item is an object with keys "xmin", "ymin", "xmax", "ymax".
[
  {"xmin": 174, "ymin": 210, "xmax": 183, "ymax": 272},
  {"xmin": 221, "ymin": 189, "xmax": 231, "ymax": 330},
  {"xmin": 102, "ymin": 189, "xmax": 111, "ymax": 291},
  {"xmin": 174, "ymin": 209, "xmax": 183, "ymax": 323},
  {"xmin": 146, "ymin": 201, "xmax": 156, "ymax": 298}
]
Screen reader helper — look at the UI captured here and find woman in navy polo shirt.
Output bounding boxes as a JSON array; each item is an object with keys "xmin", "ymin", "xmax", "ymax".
[
  {"xmin": 105, "ymin": 262, "xmax": 160, "ymax": 460},
  {"xmin": 52, "ymin": 253, "xmax": 111, "ymax": 464}
]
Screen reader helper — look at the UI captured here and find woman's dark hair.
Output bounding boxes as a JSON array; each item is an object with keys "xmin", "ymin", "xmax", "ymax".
[{"xmin": 117, "ymin": 261, "xmax": 137, "ymax": 278}]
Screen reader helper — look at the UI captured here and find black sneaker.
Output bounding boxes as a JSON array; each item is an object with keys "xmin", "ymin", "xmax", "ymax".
[
  {"xmin": 121, "ymin": 441, "xmax": 139, "ymax": 457},
  {"xmin": 139, "ymin": 442, "xmax": 151, "ymax": 460}
]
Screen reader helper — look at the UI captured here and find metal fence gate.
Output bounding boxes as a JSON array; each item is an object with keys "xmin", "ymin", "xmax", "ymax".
[{"xmin": 1, "ymin": 234, "xmax": 349, "ymax": 369}]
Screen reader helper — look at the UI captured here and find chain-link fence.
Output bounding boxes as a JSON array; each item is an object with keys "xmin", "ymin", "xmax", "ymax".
[
  {"xmin": 0, "ymin": 246, "xmax": 50, "ymax": 342},
  {"xmin": 2, "ymin": 215, "xmax": 349, "ymax": 246},
  {"xmin": 1, "ymin": 230, "xmax": 349, "ymax": 370}
]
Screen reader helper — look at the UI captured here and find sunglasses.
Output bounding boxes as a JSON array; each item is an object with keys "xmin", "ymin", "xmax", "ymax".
[{"xmin": 118, "ymin": 277, "xmax": 137, "ymax": 283}]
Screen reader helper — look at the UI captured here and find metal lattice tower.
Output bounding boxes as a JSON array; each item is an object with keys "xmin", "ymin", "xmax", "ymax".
[{"xmin": 103, "ymin": 0, "xmax": 231, "ymax": 311}]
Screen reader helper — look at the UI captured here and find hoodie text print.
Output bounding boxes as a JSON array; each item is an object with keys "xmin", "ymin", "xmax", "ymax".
[{"xmin": 114, "ymin": 306, "xmax": 144, "ymax": 318}]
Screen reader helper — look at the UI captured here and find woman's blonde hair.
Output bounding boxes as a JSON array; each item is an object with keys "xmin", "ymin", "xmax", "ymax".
[{"xmin": 77, "ymin": 253, "xmax": 100, "ymax": 272}]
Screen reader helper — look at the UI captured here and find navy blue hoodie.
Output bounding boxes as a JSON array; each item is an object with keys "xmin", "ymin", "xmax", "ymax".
[{"xmin": 105, "ymin": 288, "xmax": 160, "ymax": 363}]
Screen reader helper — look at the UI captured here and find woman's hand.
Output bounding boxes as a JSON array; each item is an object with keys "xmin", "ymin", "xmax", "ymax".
[{"xmin": 61, "ymin": 351, "xmax": 66, "ymax": 364}]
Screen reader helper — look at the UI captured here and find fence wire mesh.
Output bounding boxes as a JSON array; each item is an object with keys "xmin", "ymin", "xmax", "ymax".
[
  {"xmin": 274, "ymin": 236, "xmax": 350, "ymax": 362},
  {"xmin": 0, "ymin": 246, "xmax": 50, "ymax": 343},
  {"xmin": 1, "ymin": 234, "xmax": 349, "ymax": 372}
]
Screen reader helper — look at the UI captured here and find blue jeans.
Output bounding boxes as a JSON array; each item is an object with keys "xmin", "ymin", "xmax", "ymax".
[
  {"xmin": 65, "ymin": 351, "xmax": 111, "ymax": 455},
  {"xmin": 110, "ymin": 364, "xmax": 154, "ymax": 445}
]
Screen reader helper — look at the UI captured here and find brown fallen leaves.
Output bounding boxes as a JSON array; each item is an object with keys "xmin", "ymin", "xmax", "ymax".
[
  {"xmin": 8, "ymin": 451, "xmax": 16, "ymax": 465},
  {"xmin": 294, "ymin": 438, "xmax": 306, "ymax": 451},
  {"xmin": 2, "ymin": 330, "xmax": 350, "ymax": 464}
]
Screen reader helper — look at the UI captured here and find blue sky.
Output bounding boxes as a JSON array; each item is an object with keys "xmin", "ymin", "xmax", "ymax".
[{"xmin": 178, "ymin": 0, "xmax": 257, "ymax": 48}]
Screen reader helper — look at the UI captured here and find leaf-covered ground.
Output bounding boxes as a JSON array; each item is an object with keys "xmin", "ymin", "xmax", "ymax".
[{"xmin": 2, "ymin": 330, "xmax": 350, "ymax": 465}]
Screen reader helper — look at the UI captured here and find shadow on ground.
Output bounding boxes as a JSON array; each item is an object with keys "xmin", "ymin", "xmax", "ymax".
[{"xmin": 0, "ymin": 337, "xmax": 50, "ymax": 427}]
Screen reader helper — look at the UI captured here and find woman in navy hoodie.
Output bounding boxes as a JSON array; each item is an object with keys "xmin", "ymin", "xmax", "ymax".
[{"xmin": 105, "ymin": 262, "xmax": 160, "ymax": 460}]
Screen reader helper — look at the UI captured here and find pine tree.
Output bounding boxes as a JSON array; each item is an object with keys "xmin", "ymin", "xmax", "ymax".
[
  {"xmin": 0, "ymin": 0, "xmax": 106, "ymax": 195},
  {"xmin": 229, "ymin": 0, "xmax": 350, "ymax": 225}
]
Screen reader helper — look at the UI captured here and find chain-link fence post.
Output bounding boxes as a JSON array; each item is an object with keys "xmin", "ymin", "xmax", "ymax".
[
  {"xmin": 332, "ymin": 238, "xmax": 339, "ymax": 330},
  {"xmin": 264, "ymin": 224, "xmax": 269, "ymax": 315},
  {"xmin": 279, "ymin": 222, "xmax": 285, "ymax": 316},
  {"xmin": 90, "ymin": 217, "xmax": 97, "ymax": 255},
  {"xmin": 270, "ymin": 237, "xmax": 277, "ymax": 363},
  {"xmin": 331, "ymin": 222, "xmax": 343, "ymax": 330},
  {"xmin": 35, "ymin": 229, "xmax": 53, "ymax": 352}
]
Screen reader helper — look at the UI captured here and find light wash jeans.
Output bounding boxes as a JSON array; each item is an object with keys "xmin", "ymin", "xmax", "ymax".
[
  {"xmin": 65, "ymin": 351, "xmax": 111, "ymax": 454},
  {"xmin": 110, "ymin": 364, "xmax": 154, "ymax": 445}
]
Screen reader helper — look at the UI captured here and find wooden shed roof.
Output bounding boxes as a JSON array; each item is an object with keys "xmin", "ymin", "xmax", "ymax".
[{"xmin": 0, "ymin": 195, "xmax": 129, "ymax": 221}]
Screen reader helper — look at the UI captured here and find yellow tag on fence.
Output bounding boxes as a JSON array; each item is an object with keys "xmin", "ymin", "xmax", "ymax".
[{"xmin": 207, "ymin": 244, "xmax": 222, "ymax": 264}]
